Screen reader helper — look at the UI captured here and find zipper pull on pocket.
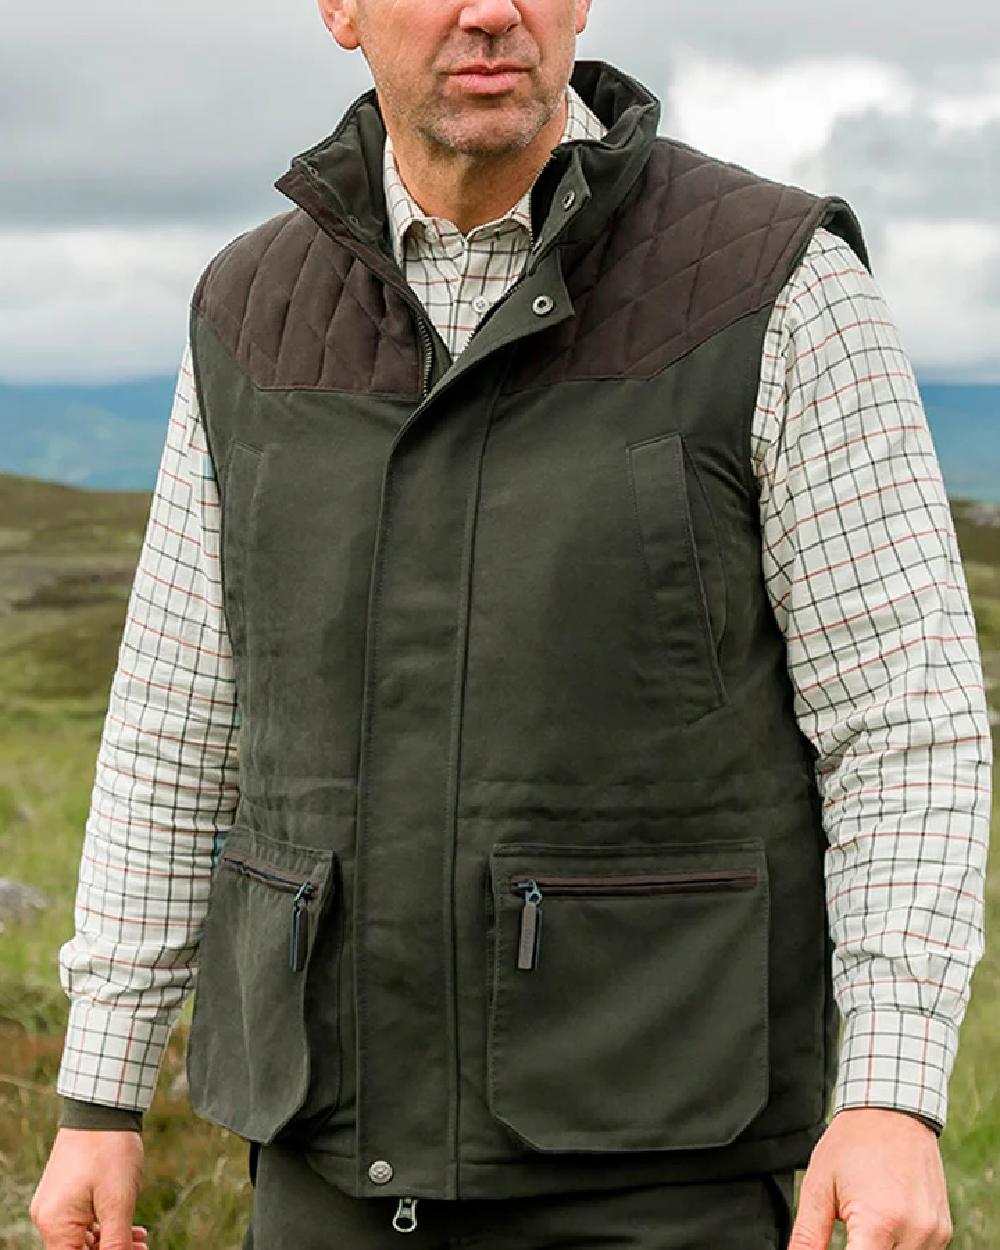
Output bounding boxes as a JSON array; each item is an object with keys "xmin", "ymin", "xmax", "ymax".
[
  {"xmin": 289, "ymin": 881, "xmax": 317, "ymax": 971},
  {"xmin": 513, "ymin": 879, "xmax": 544, "ymax": 970}
]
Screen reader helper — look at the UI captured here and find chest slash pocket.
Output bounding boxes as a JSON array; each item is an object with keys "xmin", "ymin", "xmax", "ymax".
[
  {"xmin": 186, "ymin": 827, "xmax": 338, "ymax": 1144},
  {"xmin": 220, "ymin": 440, "xmax": 263, "ymax": 659},
  {"xmin": 486, "ymin": 838, "xmax": 769, "ymax": 1153},
  {"xmin": 625, "ymin": 430, "xmax": 727, "ymax": 725}
]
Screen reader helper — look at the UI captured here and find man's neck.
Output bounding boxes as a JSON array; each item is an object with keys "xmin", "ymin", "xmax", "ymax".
[{"xmin": 384, "ymin": 95, "xmax": 568, "ymax": 235}]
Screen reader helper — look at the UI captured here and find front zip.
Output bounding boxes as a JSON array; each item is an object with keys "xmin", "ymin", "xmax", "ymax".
[
  {"xmin": 220, "ymin": 853, "xmax": 320, "ymax": 971},
  {"xmin": 392, "ymin": 1195, "xmax": 419, "ymax": 1233},
  {"xmin": 416, "ymin": 318, "xmax": 434, "ymax": 398},
  {"xmin": 284, "ymin": 146, "xmax": 578, "ymax": 410},
  {"xmin": 458, "ymin": 157, "xmax": 573, "ymax": 353},
  {"xmin": 510, "ymin": 869, "xmax": 758, "ymax": 971}
]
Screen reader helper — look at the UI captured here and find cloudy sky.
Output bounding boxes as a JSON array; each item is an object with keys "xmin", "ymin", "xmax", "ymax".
[{"xmin": 3, "ymin": 1, "xmax": 998, "ymax": 384}]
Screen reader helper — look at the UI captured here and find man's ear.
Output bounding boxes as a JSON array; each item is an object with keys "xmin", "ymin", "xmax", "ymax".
[
  {"xmin": 575, "ymin": 0, "xmax": 593, "ymax": 35},
  {"xmin": 317, "ymin": 0, "xmax": 361, "ymax": 51}
]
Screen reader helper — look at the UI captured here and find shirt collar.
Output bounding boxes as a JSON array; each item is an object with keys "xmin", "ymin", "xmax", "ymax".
[{"xmin": 383, "ymin": 82, "xmax": 608, "ymax": 267}]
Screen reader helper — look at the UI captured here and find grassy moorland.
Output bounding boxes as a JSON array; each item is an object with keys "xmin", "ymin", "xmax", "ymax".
[{"xmin": 0, "ymin": 471, "xmax": 996, "ymax": 1249}]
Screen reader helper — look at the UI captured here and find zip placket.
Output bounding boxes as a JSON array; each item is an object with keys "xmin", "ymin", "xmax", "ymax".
[
  {"xmin": 415, "ymin": 319, "xmax": 434, "ymax": 399},
  {"xmin": 220, "ymin": 852, "xmax": 320, "ymax": 971},
  {"xmin": 509, "ymin": 869, "xmax": 759, "ymax": 971},
  {"xmin": 294, "ymin": 148, "xmax": 574, "ymax": 406}
]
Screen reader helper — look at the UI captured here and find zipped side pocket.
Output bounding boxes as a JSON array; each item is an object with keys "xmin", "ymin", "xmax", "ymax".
[
  {"xmin": 219, "ymin": 851, "xmax": 321, "ymax": 972},
  {"xmin": 187, "ymin": 827, "xmax": 338, "ymax": 1144},
  {"xmin": 509, "ymin": 868, "xmax": 759, "ymax": 970},
  {"xmin": 485, "ymin": 838, "xmax": 770, "ymax": 1153}
]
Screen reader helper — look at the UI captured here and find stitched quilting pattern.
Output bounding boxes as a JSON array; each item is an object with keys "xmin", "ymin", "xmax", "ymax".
[
  {"xmin": 195, "ymin": 207, "xmax": 419, "ymax": 394},
  {"xmin": 192, "ymin": 138, "xmax": 853, "ymax": 403},
  {"xmin": 505, "ymin": 139, "xmax": 841, "ymax": 389}
]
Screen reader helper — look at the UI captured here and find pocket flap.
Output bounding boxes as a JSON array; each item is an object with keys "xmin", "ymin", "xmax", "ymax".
[
  {"xmin": 487, "ymin": 838, "xmax": 769, "ymax": 1153},
  {"xmin": 186, "ymin": 828, "xmax": 338, "ymax": 1144}
]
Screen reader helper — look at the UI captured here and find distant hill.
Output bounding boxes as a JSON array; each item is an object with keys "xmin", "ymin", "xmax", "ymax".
[
  {"xmin": 0, "ymin": 376, "xmax": 996, "ymax": 498},
  {"xmin": 0, "ymin": 376, "xmax": 174, "ymax": 490},
  {"xmin": 0, "ymin": 469, "xmax": 995, "ymax": 721},
  {"xmin": 920, "ymin": 384, "xmax": 1000, "ymax": 503},
  {"xmin": 0, "ymin": 472, "xmax": 152, "ymax": 714}
]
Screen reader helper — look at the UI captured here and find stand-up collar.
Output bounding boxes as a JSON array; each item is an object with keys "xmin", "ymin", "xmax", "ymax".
[
  {"xmin": 383, "ymin": 80, "xmax": 607, "ymax": 267},
  {"xmin": 274, "ymin": 59, "xmax": 661, "ymax": 261}
]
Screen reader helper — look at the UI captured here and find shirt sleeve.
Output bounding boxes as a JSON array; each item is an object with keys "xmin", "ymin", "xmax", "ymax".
[
  {"xmin": 55, "ymin": 334, "xmax": 239, "ymax": 1130},
  {"xmin": 751, "ymin": 226, "xmax": 993, "ymax": 1134}
]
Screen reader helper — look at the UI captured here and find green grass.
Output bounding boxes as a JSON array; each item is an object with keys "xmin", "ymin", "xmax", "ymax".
[
  {"xmin": 0, "ymin": 723, "xmax": 244, "ymax": 1250},
  {"xmin": 0, "ymin": 474, "xmax": 997, "ymax": 1248}
]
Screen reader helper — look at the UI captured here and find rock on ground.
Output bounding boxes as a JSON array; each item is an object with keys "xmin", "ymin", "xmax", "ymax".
[{"xmin": 0, "ymin": 877, "xmax": 48, "ymax": 932}]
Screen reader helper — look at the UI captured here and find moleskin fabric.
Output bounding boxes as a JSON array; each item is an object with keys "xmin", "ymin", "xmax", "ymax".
[{"xmin": 184, "ymin": 59, "xmax": 869, "ymax": 1200}]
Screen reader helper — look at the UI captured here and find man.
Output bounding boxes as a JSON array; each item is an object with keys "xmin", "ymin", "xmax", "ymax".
[{"xmin": 30, "ymin": 1, "xmax": 991, "ymax": 1248}]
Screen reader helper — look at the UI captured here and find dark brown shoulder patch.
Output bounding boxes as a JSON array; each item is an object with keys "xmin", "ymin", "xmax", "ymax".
[
  {"xmin": 507, "ymin": 139, "xmax": 855, "ymax": 389},
  {"xmin": 193, "ymin": 208, "xmax": 419, "ymax": 395}
]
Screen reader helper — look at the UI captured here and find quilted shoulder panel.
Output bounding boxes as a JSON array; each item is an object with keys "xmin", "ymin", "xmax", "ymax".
[
  {"xmin": 507, "ymin": 138, "xmax": 849, "ymax": 389},
  {"xmin": 192, "ymin": 207, "xmax": 419, "ymax": 395}
]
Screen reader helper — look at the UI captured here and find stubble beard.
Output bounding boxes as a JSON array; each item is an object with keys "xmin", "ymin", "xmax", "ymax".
[
  {"xmin": 414, "ymin": 91, "xmax": 559, "ymax": 159},
  {"xmin": 361, "ymin": 23, "xmax": 568, "ymax": 162}
]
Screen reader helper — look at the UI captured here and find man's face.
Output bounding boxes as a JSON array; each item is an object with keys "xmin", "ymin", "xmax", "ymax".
[{"xmin": 320, "ymin": 0, "xmax": 592, "ymax": 158}]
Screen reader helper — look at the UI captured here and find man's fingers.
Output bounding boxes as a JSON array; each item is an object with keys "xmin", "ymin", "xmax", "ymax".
[
  {"xmin": 87, "ymin": 1221, "xmax": 149, "ymax": 1246},
  {"xmin": 89, "ymin": 1198, "xmax": 139, "ymax": 1250},
  {"xmin": 789, "ymin": 1180, "xmax": 937, "ymax": 1250},
  {"xmin": 787, "ymin": 1162, "xmax": 835, "ymax": 1250}
]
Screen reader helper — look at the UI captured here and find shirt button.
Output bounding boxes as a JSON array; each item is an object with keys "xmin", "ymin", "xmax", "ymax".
[
  {"xmin": 368, "ymin": 1160, "xmax": 393, "ymax": 1184},
  {"xmin": 472, "ymin": 295, "xmax": 490, "ymax": 315},
  {"xmin": 561, "ymin": 189, "xmax": 577, "ymax": 210},
  {"xmin": 532, "ymin": 294, "xmax": 555, "ymax": 316}
]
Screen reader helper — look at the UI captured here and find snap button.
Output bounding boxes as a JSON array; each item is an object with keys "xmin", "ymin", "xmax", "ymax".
[
  {"xmin": 471, "ymin": 294, "xmax": 490, "ymax": 315},
  {"xmin": 561, "ymin": 189, "xmax": 577, "ymax": 210},
  {"xmin": 368, "ymin": 1159, "xmax": 393, "ymax": 1184},
  {"xmin": 532, "ymin": 294, "xmax": 555, "ymax": 316}
]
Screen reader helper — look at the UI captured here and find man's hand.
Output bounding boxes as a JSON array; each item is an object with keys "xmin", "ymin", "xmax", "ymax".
[
  {"xmin": 29, "ymin": 1128, "xmax": 149, "ymax": 1250},
  {"xmin": 789, "ymin": 1107, "xmax": 953, "ymax": 1249}
]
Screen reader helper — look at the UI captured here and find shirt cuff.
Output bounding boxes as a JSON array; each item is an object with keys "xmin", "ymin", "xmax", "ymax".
[
  {"xmin": 56, "ymin": 999, "xmax": 168, "ymax": 1111},
  {"xmin": 58, "ymin": 1096, "xmax": 144, "ymax": 1133},
  {"xmin": 831, "ymin": 1007, "xmax": 957, "ymax": 1134}
]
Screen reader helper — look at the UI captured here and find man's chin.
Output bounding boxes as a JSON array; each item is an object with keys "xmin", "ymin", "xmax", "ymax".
[{"xmin": 428, "ymin": 109, "xmax": 547, "ymax": 158}]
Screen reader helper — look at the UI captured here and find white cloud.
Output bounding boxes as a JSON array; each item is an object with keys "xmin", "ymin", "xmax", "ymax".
[
  {"xmin": 0, "ymin": 2, "xmax": 370, "ymax": 230},
  {"xmin": 0, "ymin": 226, "xmax": 239, "ymax": 383},
  {"xmin": 875, "ymin": 219, "xmax": 1000, "ymax": 382},
  {"xmin": 929, "ymin": 67, "xmax": 1000, "ymax": 130},
  {"xmin": 2, "ymin": 1, "xmax": 998, "ymax": 381},
  {"xmin": 659, "ymin": 53, "xmax": 1000, "ymax": 379},
  {"xmin": 664, "ymin": 52, "xmax": 915, "ymax": 183},
  {"xmin": 579, "ymin": 0, "xmax": 996, "ymax": 71}
]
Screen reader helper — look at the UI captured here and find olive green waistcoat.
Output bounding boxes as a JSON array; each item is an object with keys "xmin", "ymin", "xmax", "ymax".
[{"xmin": 184, "ymin": 60, "xmax": 870, "ymax": 1200}]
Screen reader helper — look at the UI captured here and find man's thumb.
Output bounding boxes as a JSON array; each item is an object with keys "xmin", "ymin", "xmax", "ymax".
[
  {"xmin": 91, "ymin": 1191, "xmax": 137, "ymax": 1250},
  {"xmin": 787, "ymin": 1165, "xmax": 835, "ymax": 1250}
]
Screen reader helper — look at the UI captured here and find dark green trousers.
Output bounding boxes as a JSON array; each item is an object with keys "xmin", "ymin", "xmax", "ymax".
[{"xmin": 243, "ymin": 1142, "xmax": 796, "ymax": 1249}]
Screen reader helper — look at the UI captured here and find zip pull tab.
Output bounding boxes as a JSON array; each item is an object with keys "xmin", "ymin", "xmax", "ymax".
[
  {"xmin": 513, "ymin": 879, "xmax": 543, "ymax": 970},
  {"xmin": 289, "ymin": 881, "xmax": 316, "ymax": 971},
  {"xmin": 392, "ymin": 1195, "xmax": 419, "ymax": 1233}
]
